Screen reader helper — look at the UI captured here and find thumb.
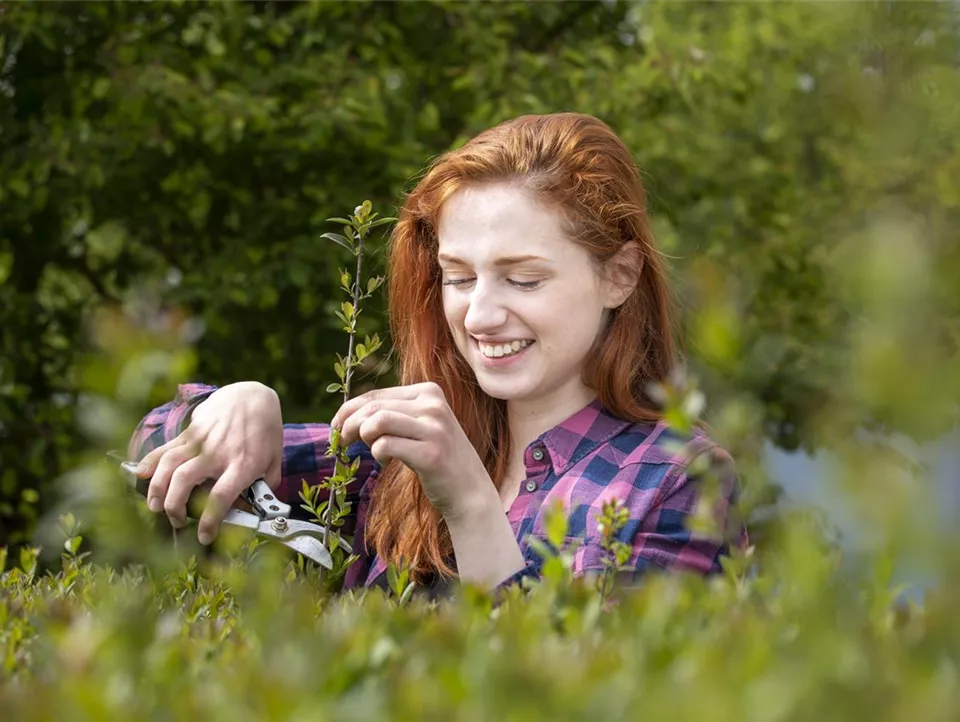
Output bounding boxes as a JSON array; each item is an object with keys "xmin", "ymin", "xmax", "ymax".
[{"xmin": 266, "ymin": 455, "xmax": 283, "ymax": 491}]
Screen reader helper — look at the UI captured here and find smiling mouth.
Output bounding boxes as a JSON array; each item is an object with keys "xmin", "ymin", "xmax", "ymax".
[{"xmin": 474, "ymin": 339, "xmax": 535, "ymax": 359}]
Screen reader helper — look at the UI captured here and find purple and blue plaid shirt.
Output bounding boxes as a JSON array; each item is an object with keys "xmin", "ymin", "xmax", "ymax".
[{"xmin": 129, "ymin": 383, "xmax": 747, "ymax": 591}]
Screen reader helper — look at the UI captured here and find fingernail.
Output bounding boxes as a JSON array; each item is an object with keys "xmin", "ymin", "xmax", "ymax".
[
  {"xmin": 147, "ymin": 498, "xmax": 162, "ymax": 513},
  {"xmin": 198, "ymin": 531, "xmax": 212, "ymax": 546},
  {"xmin": 136, "ymin": 461, "xmax": 148, "ymax": 475}
]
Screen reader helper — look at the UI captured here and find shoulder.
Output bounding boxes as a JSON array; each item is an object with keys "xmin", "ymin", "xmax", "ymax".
[
  {"xmin": 611, "ymin": 419, "xmax": 733, "ymax": 472},
  {"xmin": 589, "ymin": 418, "xmax": 736, "ymax": 503}
]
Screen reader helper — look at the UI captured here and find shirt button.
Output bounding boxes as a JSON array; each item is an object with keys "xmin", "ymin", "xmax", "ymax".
[
  {"xmin": 525, "ymin": 480, "xmax": 538, "ymax": 493},
  {"xmin": 531, "ymin": 447, "xmax": 545, "ymax": 462}
]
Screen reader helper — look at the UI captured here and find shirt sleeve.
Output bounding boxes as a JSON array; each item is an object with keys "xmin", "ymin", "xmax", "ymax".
[
  {"xmin": 490, "ymin": 552, "xmax": 546, "ymax": 595},
  {"xmin": 126, "ymin": 382, "xmax": 218, "ymax": 461},
  {"xmin": 125, "ymin": 382, "xmax": 380, "ymax": 524}
]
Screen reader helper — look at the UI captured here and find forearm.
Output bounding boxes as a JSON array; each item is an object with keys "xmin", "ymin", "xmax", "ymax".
[{"xmin": 444, "ymin": 491, "xmax": 525, "ymax": 589}]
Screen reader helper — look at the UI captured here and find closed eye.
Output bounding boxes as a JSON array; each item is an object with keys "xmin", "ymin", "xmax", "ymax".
[
  {"xmin": 508, "ymin": 279, "xmax": 541, "ymax": 290},
  {"xmin": 441, "ymin": 278, "xmax": 542, "ymax": 290}
]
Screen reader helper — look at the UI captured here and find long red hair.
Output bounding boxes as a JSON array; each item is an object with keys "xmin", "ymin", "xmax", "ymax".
[{"xmin": 366, "ymin": 112, "xmax": 678, "ymax": 582}]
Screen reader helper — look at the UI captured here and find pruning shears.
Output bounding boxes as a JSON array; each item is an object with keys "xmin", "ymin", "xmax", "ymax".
[{"xmin": 112, "ymin": 453, "xmax": 349, "ymax": 569}]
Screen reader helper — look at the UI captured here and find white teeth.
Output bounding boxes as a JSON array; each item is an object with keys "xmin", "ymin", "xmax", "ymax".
[{"xmin": 478, "ymin": 339, "xmax": 532, "ymax": 358}]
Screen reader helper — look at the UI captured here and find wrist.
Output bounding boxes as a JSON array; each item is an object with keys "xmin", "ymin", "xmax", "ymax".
[
  {"xmin": 443, "ymin": 484, "xmax": 502, "ymax": 530},
  {"xmin": 442, "ymin": 482, "xmax": 524, "ymax": 589}
]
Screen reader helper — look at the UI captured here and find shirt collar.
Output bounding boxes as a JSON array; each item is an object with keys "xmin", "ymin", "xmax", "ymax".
[{"xmin": 530, "ymin": 397, "xmax": 632, "ymax": 476}]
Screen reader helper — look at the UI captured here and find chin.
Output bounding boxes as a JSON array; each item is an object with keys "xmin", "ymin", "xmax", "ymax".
[{"xmin": 475, "ymin": 380, "xmax": 537, "ymax": 402}]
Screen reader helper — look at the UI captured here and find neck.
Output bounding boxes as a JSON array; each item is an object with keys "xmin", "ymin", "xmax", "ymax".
[{"xmin": 505, "ymin": 381, "xmax": 597, "ymax": 456}]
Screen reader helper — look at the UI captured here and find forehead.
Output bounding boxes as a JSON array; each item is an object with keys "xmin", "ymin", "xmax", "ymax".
[{"xmin": 436, "ymin": 183, "xmax": 572, "ymax": 263}]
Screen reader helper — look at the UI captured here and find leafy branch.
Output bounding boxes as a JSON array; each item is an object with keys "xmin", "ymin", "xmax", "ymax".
[
  {"xmin": 299, "ymin": 201, "xmax": 393, "ymax": 589},
  {"xmin": 595, "ymin": 499, "xmax": 631, "ymax": 604}
]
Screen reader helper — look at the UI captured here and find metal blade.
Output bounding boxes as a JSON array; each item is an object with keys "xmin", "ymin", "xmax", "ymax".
[
  {"xmin": 221, "ymin": 508, "xmax": 262, "ymax": 531},
  {"xmin": 280, "ymin": 535, "xmax": 334, "ymax": 569}
]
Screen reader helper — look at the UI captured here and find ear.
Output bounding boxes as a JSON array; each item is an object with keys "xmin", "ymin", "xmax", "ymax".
[{"xmin": 601, "ymin": 241, "xmax": 643, "ymax": 309}]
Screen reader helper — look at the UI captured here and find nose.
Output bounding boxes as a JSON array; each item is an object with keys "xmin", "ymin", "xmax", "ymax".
[{"xmin": 463, "ymin": 278, "xmax": 509, "ymax": 336}]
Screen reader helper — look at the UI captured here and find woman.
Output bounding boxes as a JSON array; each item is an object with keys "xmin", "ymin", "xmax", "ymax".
[{"xmin": 129, "ymin": 112, "xmax": 747, "ymax": 594}]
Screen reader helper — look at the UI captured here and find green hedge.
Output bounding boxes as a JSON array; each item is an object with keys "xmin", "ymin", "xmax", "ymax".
[{"xmin": 2, "ymin": 504, "xmax": 957, "ymax": 720}]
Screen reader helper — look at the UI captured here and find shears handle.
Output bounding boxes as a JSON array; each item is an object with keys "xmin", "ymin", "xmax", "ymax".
[{"xmin": 116, "ymin": 457, "xmax": 235, "ymax": 520}]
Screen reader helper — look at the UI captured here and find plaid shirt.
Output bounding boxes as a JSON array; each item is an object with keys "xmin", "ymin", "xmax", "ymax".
[{"xmin": 129, "ymin": 383, "xmax": 747, "ymax": 592}]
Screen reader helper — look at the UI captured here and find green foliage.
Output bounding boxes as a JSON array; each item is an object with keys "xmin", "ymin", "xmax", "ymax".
[{"xmin": 2, "ymin": 505, "xmax": 958, "ymax": 719}]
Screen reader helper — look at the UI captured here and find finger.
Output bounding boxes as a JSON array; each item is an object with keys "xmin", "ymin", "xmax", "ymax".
[
  {"xmin": 357, "ymin": 408, "xmax": 434, "ymax": 451},
  {"xmin": 136, "ymin": 433, "xmax": 189, "ymax": 477},
  {"xmin": 330, "ymin": 385, "xmax": 421, "ymax": 429},
  {"xmin": 265, "ymin": 456, "xmax": 282, "ymax": 491},
  {"xmin": 197, "ymin": 465, "xmax": 249, "ymax": 545},
  {"xmin": 146, "ymin": 440, "xmax": 200, "ymax": 513},
  {"xmin": 163, "ymin": 455, "xmax": 214, "ymax": 529},
  {"xmin": 368, "ymin": 434, "xmax": 426, "ymax": 469},
  {"xmin": 338, "ymin": 398, "xmax": 423, "ymax": 446}
]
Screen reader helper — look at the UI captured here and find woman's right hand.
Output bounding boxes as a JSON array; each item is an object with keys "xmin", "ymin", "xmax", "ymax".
[{"xmin": 133, "ymin": 381, "xmax": 284, "ymax": 545}]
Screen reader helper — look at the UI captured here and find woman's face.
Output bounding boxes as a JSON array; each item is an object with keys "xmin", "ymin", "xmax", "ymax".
[{"xmin": 437, "ymin": 183, "xmax": 621, "ymax": 414}]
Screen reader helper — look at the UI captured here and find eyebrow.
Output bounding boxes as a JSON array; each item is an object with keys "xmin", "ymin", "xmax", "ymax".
[{"xmin": 437, "ymin": 253, "xmax": 551, "ymax": 267}]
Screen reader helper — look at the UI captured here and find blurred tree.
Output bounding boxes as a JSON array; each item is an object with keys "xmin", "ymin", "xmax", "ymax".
[{"xmin": 1, "ymin": 1, "xmax": 958, "ymax": 545}]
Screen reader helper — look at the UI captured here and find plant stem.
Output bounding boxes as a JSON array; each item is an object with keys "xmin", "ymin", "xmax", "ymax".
[
  {"xmin": 343, "ymin": 231, "xmax": 365, "ymax": 404},
  {"xmin": 323, "ymin": 222, "xmax": 366, "ymax": 552}
]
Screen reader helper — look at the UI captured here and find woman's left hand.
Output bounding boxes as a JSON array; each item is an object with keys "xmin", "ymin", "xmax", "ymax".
[{"xmin": 330, "ymin": 382, "xmax": 495, "ymax": 520}]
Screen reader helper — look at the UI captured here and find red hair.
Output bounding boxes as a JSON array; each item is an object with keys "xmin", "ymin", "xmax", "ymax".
[{"xmin": 366, "ymin": 112, "xmax": 678, "ymax": 582}]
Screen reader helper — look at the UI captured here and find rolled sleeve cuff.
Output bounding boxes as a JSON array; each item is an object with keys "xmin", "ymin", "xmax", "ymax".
[
  {"xmin": 169, "ymin": 383, "xmax": 219, "ymax": 436},
  {"xmin": 490, "ymin": 543, "xmax": 548, "ymax": 600}
]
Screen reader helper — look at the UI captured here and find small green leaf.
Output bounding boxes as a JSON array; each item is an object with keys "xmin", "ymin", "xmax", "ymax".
[
  {"xmin": 321, "ymin": 232, "xmax": 354, "ymax": 253},
  {"xmin": 326, "ymin": 383, "xmax": 342, "ymax": 393},
  {"xmin": 527, "ymin": 537, "xmax": 555, "ymax": 562},
  {"xmin": 19, "ymin": 547, "xmax": 38, "ymax": 577},
  {"xmin": 59, "ymin": 512, "xmax": 77, "ymax": 534},
  {"xmin": 544, "ymin": 499, "xmax": 568, "ymax": 548},
  {"xmin": 398, "ymin": 581, "xmax": 416, "ymax": 606}
]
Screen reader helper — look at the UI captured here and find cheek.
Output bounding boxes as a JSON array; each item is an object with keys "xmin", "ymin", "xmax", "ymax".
[
  {"xmin": 441, "ymin": 291, "xmax": 466, "ymax": 328},
  {"xmin": 540, "ymin": 297, "xmax": 605, "ymax": 358},
  {"xmin": 540, "ymin": 288, "xmax": 603, "ymax": 331}
]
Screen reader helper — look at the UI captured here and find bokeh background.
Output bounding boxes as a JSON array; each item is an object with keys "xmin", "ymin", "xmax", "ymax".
[{"xmin": 2, "ymin": 1, "xmax": 958, "ymax": 588}]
